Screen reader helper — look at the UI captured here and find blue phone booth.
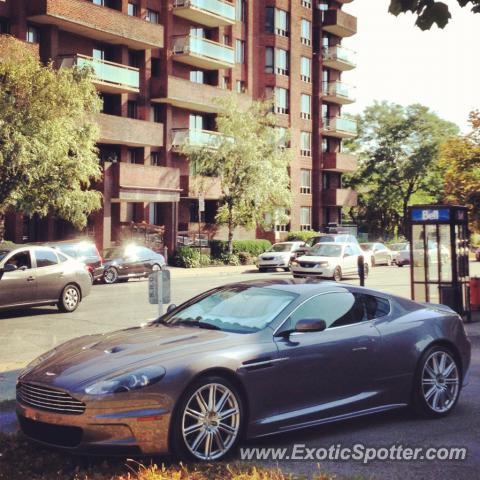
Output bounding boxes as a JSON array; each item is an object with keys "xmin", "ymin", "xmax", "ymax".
[{"xmin": 408, "ymin": 205, "xmax": 470, "ymax": 321}]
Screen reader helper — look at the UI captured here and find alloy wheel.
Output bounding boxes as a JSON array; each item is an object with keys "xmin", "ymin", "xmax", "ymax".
[
  {"xmin": 63, "ymin": 287, "xmax": 79, "ymax": 311},
  {"xmin": 104, "ymin": 267, "xmax": 118, "ymax": 284},
  {"xmin": 181, "ymin": 383, "xmax": 241, "ymax": 461},
  {"xmin": 421, "ymin": 351, "xmax": 459, "ymax": 413}
]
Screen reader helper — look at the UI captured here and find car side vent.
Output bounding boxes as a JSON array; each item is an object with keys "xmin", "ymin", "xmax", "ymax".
[{"xmin": 242, "ymin": 357, "xmax": 274, "ymax": 371}]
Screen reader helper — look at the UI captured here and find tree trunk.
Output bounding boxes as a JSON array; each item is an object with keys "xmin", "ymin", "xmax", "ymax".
[
  {"xmin": 0, "ymin": 209, "xmax": 5, "ymax": 244},
  {"xmin": 227, "ymin": 204, "xmax": 234, "ymax": 254}
]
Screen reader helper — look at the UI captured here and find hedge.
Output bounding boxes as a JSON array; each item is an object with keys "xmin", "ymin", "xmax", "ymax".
[
  {"xmin": 173, "ymin": 246, "xmax": 211, "ymax": 268},
  {"xmin": 210, "ymin": 239, "xmax": 272, "ymax": 258},
  {"xmin": 285, "ymin": 231, "xmax": 320, "ymax": 242}
]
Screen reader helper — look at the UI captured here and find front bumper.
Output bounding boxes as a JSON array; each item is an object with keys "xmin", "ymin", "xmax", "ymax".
[
  {"xmin": 291, "ymin": 265, "xmax": 334, "ymax": 277},
  {"xmin": 16, "ymin": 399, "xmax": 172, "ymax": 455},
  {"xmin": 257, "ymin": 258, "xmax": 289, "ymax": 268}
]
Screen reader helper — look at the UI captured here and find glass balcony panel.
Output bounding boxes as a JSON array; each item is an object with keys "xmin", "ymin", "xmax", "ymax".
[{"xmin": 174, "ymin": 0, "xmax": 235, "ymax": 22}]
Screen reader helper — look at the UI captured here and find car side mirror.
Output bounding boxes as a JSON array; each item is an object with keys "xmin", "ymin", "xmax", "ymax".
[
  {"xmin": 295, "ymin": 319, "xmax": 327, "ymax": 333},
  {"xmin": 3, "ymin": 264, "xmax": 18, "ymax": 273},
  {"xmin": 167, "ymin": 304, "xmax": 177, "ymax": 314},
  {"xmin": 343, "ymin": 253, "xmax": 350, "ymax": 258}
]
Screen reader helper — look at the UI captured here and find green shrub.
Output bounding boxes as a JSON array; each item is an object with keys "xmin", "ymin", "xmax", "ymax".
[
  {"xmin": 286, "ymin": 231, "xmax": 319, "ymax": 242},
  {"xmin": 173, "ymin": 247, "xmax": 212, "ymax": 268},
  {"xmin": 220, "ymin": 253, "xmax": 241, "ymax": 266},
  {"xmin": 210, "ymin": 239, "xmax": 272, "ymax": 258},
  {"xmin": 238, "ymin": 251, "xmax": 255, "ymax": 265}
]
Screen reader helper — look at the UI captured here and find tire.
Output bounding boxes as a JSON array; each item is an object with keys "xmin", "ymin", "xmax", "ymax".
[
  {"xmin": 103, "ymin": 267, "xmax": 119, "ymax": 284},
  {"xmin": 364, "ymin": 264, "xmax": 369, "ymax": 279},
  {"xmin": 171, "ymin": 375, "xmax": 244, "ymax": 462},
  {"xmin": 258, "ymin": 268, "xmax": 267, "ymax": 273},
  {"xmin": 397, "ymin": 263, "xmax": 404, "ymax": 268},
  {"xmin": 57, "ymin": 284, "xmax": 81, "ymax": 313},
  {"xmin": 152, "ymin": 263, "xmax": 161, "ymax": 272},
  {"xmin": 371, "ymin": 257, "xmax": 376, "ymax": 268},
  {"xmin": 411, "ymin": 346, "xmax": 461, "ymax": 418},
  {"xmin": 386, "ymin": 256, "xmax": 392, "ymax": 266},
  {"xmin": 333, "ymin": 266, "xmax": 342, "ymax": 282},
  {"xmin": 88, "ymin": 270, "xmax": 94, "ymax": 284}
]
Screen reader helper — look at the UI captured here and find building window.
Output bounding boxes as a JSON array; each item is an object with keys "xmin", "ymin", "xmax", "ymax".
[
  {"xmin": 127, "ymin": 100, "xmax": 138, "ymax": 119},
  {"xmin": 300, "ymin": 56, "xmax": 311, "ymax": 82},
  {"xmin": 223, "ymin": 34, "xmax": 231, "ymax": 46},
  {"xmin": 276, "ymin": 127, "xmax": 288, "ymax": 148},
  {"xmin": 265, "ymin": 7, "xmax": 289, "ymax": 36},
  {"xmin": 236, "ymin": 80, "xmax": 246, "ymax": 93},
  {"xmin": 151, "ymin": 58, "xmax": 161, "ymax": 77},
  {"xmin": 300, "ymin": 131, "xmax": 311, "ymax": 156},
  {"xmin": 190, "ymin": 70, "xmax": 205, "ymax": 84},
  {"xmin": 222, "ymin": 76, "xmax": 230, "ymax": 89},
  {"xmin": 128, "ymin": 50, "xmax": 140, "ymax": 68},
  {"xmin": 127, "ymin": 148, "xmax": 141, "ymax": 164},
  {"xmin": 318, "ymin": 1, "xmax": 330, "ymax": 11},
  {"xmin": 301, "ymin": 0, "xmax": 312, "ymax": 8},
  {"xmin": 127, "ymin": 2, "xmax": 137, "ymax": 16},
  {"xmin": 265, "ymin": 47, "xmax": 274, "ymax": 74},
  {"xmin": 151, "ymin": 152, "xmax": 161, "ymax": 166},
  {"xmin": 275, "ymin": 88, "xmax": 289, "ymax": 115},
  {"xmin": 189, "ymin": 114, "xmax": 204, "ymax": 130},
  {"xmin": 0, "ymin": 18, "xmax": 10, "ymax": 35},
  {"xmin": 152, "ymin": 104, "xmax": 162, "ymax": 123},
  {"xmin": 300, "ymin": 94, "xmax": 311, "ymax": 120},
  {"xmin": 300, "ymin": 169, "xmax": 312, "ymax": 194},
  {"xmin": 235, "ymin": 39, "xmax": 245, "ymax": 63},
  {"xmin": 301, "ymin": 19, "xmax": 311, "ymax": 46},
  {"xmin": 146, "ymin": 9, "xmax": 159, "ymax": 23},
  {"xmin": 236, "ymin": 0, "xmax": 246, "ymax": 22},
  {"xmin": 26, "ymin": 25, "xmax": 40, "ymax": 44},
  {"xmin": 265, "ymin": 6, "xmax": 275, "ymax": 34},
  {"xmin": 322, "ymin": 138, "xmax": 330, "ymax": 153},
  {"xmin": 300, "ymin": 207, "xmax": 312, "ymax": 231},
  {"xmin": 275, "ymin": 48, "xmax": 289, "ymax": 76},
  {"xmin": 92, "ymin": 0, "xmax": 105, "ymax": 5}
]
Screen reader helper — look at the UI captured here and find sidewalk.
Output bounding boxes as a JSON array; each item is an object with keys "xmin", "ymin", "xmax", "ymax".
[{"xmin": 168, "ymin": 265, "xmax": 255, "ymax": 278}]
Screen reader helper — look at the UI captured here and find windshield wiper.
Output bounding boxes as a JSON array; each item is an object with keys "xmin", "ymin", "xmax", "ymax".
[{"xmin": 175, "ymin": 320, "xmax": 222, "ymax": 331}]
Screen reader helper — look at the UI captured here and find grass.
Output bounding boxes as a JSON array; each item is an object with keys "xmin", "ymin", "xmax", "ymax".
[{"xmin": 0, "ymin": 433, "xmax": 336, "ymax": 480}]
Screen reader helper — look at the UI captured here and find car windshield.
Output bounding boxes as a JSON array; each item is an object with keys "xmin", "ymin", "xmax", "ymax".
[
  {"xmin": 162, "ymin": 286, "xmax": 298, "ymax": 334},
  {"xmin": 56, "ymin": 243, "xmax": 97, "ymax": 258},
  {"xmin": 360, "ymin": 244, "xmax": 373, "ymax": 251},
  {"xmin": 390, "ymin": 244, "xmax": 407, "ymax": 251},
  {"xmin": 308, "ymin": 244, "xmax": 343, "ymax": 257},
  {"xmin": 270, "ymin": 244, "xmax": 293, "ymax": 252},
  {"xmin": 0, "ymin": 250, "xmax": 10, "ymax": 262}
]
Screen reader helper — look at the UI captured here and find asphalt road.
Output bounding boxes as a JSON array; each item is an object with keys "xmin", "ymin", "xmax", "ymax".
[{"xmin": 1, "ymin": 263, "xmax": 479, "ymax": 479}]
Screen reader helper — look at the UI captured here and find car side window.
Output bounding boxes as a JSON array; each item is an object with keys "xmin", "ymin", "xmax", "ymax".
[
  {"xmin": 34, "ymin": 249, "xmax": 59, "ymax": 268},
  {"xmin": 289, "ymin": 292, "xmax": 358, "ymax": 330},
  {"xmin": 344, "ymin": 246, "xmax": 354, "ymax": 256},
  {"xmin": 5, "ymin": 251, "xmax": 32, "ymax": 270},
  {"xmin": 355, "ymin": 293, "xmax": 391, "ymax": 319},
  {"xmin": 138, "ymin": 247, "xmax": 153, "ymax": 260}
]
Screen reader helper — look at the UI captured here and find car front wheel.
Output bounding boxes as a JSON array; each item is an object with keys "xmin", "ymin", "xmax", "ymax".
[
  {"xmin": 412, "ymin": 346, "xmax": 461, "ymax": 418},
  {"xmin": 333, "ymin": 266, "xmax": 342, "ymax": 282},
  {"xmin": 103, "ymin": 267, "xmax": 119, "ymax": 284},
  {"xmin": 57, "ymin": 284, "xmax": 81, "ymax": 313},
  {"xmin": 172, "ymin": 376, "xmax": 243, "ymax": 462}
]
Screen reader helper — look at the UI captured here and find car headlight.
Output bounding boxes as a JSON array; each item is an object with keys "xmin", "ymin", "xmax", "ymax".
[
  {"xmin": 19, "ymin": 349, "xmax": 57, "ymax": 378},
  {"xmin": 84, "ymin": 365, "xmax": 166, "ymax": 395},
  {"xmin": 316, "ymin": 262, "xmax": 329, "ymax": 267},
  {"xmin": 291, "ymin": 260, "xmax": 299, "ymax": 266}
]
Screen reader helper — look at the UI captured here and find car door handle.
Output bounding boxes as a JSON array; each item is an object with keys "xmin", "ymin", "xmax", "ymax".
[
  {"xmin": 352, "ymin": 346, "xmax": 368, "ymax": 352},
  {"xmin": 26, "ymin": 276, "xmax": 35, "ymax": 282}
]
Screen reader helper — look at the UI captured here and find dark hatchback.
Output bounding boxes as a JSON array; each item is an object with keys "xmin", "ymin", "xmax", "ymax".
[
  {"xmin": 47, "ymin": 241, "xmax": 103, "ymax": 283},
  {"xmin": 102, "ymin": 245, "xmax": 166, "ymax": 284}
]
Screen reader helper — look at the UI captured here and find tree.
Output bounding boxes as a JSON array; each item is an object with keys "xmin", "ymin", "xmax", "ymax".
[
  {"xmin": 0, "ymin": 36, "xmax": 102, "ymax": 242},
  {"xmin": 180, "ymin": 96, "xmax": 292, "ymax": 254},
  {"xmin": 345, "ymin": 101, "xmax": 458, "ymax": 238},
  {"xmin": 389, "ymin": 0, "xmax": 480, "ymax": 30},
  {"xmin": 439, "ymin": 110, "xmax": 480, "ymax": 230}
]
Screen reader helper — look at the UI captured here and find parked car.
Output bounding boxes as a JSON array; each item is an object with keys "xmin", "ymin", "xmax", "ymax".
[
  {"xmin": 16, "ymin": 279, "xmax": 470, "ymax": 461},
  {"xmin": 305, "ymin": 234, "xmax": 359, "ymax": 249},
  {"xmin": 47, "ymin": 240, "xmax": 103, "ymax": 283},
  {"xmin": 291, "ymin": 242, "xmax": 369, "ymax": 281},
  {"xmin": 360, "ymin": 242, "xmax": 393, "ymax": 267},
  {"xmin": 391, "ymin": 243, "xmax": 410, "ymax": 267},
  {"xmin": 256, "ymin": 242, "xmax": 306, "ymax": 272},
  {"xmin": 0, "ymin": 245, "xmax": 91, "ymax": 312},
  {"xmin": 102, "ymin": 245, "xmax": 166, "ymax": 284}
]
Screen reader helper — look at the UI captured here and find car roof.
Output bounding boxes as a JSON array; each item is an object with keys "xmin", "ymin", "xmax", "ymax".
[{"xmin": 220, "ymin": 278, "xmax": 346, "ymax": 294}]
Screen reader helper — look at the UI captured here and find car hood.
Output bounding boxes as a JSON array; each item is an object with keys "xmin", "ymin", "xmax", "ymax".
[
  {"xmin": 19, "ymin": 325, "xmax": 244, "ymax": 392},
  {"xmin": 295, "ymin": 255, "xmax": 338, "ymax": 263},
  {"xmin": 260, "ymin": 251, "xmax": 291, "ymax": 258}
]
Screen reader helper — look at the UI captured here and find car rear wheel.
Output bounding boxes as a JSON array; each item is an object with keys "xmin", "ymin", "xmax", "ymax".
[
  {"xmin": 258, "ymin": 267, "xmax": 267, "ymax": 272},
  {"xmin": 103, "ymin": 267, "xmax": 119, "ymax": 284},
  {"xmin": 371, "ymin": 257, "xmax": 376, "ymax": 267},
  {"xmin": 172, "ymin": 376, "xmax": 244, "ymax": 462},
  {"xmin": 57, "ymin": 284, "xmax": 81, "ymax": 313},
  {"xmin": 333, "ymin": 266, "xmax": 342, "ymax": 282},
  {"xmin": 88, "ymin": 270, "xmax": 94, "ymax": 284},
  {"xmin": 412, "ymin": 346, "xmax": 461, "ymax": 418}
]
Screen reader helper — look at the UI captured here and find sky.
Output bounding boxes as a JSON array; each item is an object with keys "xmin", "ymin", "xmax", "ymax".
[{"xmin": 341, "ymin": 0, "xmax": 480, "ymax": 133}]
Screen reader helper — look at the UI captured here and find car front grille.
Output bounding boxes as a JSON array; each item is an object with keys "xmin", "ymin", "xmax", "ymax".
[
  {"xmin": 262, "ymin": 257, "xmax": 274, "ymax": 261},
  {"xmin": 17, "ymin": 382, "xmax": 86, "ymax": 415},
  {"xmin": 299, "ymin": 262, "xmax": 316, "ymax": 268}
]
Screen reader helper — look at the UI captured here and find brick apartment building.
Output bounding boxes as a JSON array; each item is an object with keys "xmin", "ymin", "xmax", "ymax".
[{"xmin": 1, "ymin": 0, "xmax": 358, "ymax": 253}]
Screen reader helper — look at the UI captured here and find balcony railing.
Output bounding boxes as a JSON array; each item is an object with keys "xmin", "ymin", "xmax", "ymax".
[
  {"xmin": 59, "ymin": 54, "xmax": 139, "ymax": 94},
  {"xmin": 323, "ymin": 9, "xmax": 357, "ymax": 37},
  {"xmin": 173, "ymin": 0, "xmax": 236, "ymax": 27},
  {"xmin": 321, "ymin": 117, "xmax": 357, "ymax": 138},
  {"xmin": 322, "ymin": 81, "xmax": 355, "ymax": 104},
  {"xmin": 171, "ymin": 35, "xmax": 235, "ymax": 70},
  {"xmin": 171, "ymin": 129, "xmax": 224, "ymax": 150},
  {"xmin": 323, "ymin": 152, "xmax": 358, "ymax": 173},
  {"xmin": 322, "ymin": 188, "xmax": 358, "ymax": 207},
  {"xmin": 322, "ymin": 45, "xmax": 356, "ymax": 71}
]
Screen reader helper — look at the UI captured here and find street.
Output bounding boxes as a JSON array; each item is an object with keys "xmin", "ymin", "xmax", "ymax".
[{"xmin": 1, "ymin": 263, "xmax": 479, "ymax": 480}]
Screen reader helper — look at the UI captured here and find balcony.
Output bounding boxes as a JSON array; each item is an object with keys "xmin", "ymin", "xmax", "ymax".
[
  {"xmin": 322, "ymin": 45, "xmax": 356, "ymax": 71},
  {"xmin": 321, "ymin": 117, "xmax": 357, "ymax": 139},
  {"xmin": 96, "ymin": 114, "xmax": 164, "ymax": 147},
  {"xmin": 322, "ymin": 188, "xmax": 358, "ymax": 207},
  {"xmin": 323, "ymin": 10, "xmax": 357, "ymax": 37},
  {"xmin": 27, "ymin": 0, "xmax": 163, "ymax": 50},
  {"xmin": 173, "ymin": 0, "xmax": 236, "ymax": 27},
  {"xmin": 59, "ymin": 55, "xmax": 139, "ymax": 94},
  {"xmin": 323, "ymin": 152, "xmax": 358, "ymax": 173},
  {"xmin": 151, "ymin": 76, "xmax": 250, "ymax": 113},
  {"xmin": 172, "ymin": 129, "xmax": 224, "ymax": 150},
  {"xmin": 110, "ymin": 162, "xmax": 180, "ymax": 204},
  {"xmin": 171, "ymin": 35, "xmax": 234, "ymax": 70},
  {"xmin": 181, "ymin": 175, "xmax": 223, "ymax": 199},
  {"xmin": 322, "ymin": 82, "xmax": 355, "ymax": 105}
]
